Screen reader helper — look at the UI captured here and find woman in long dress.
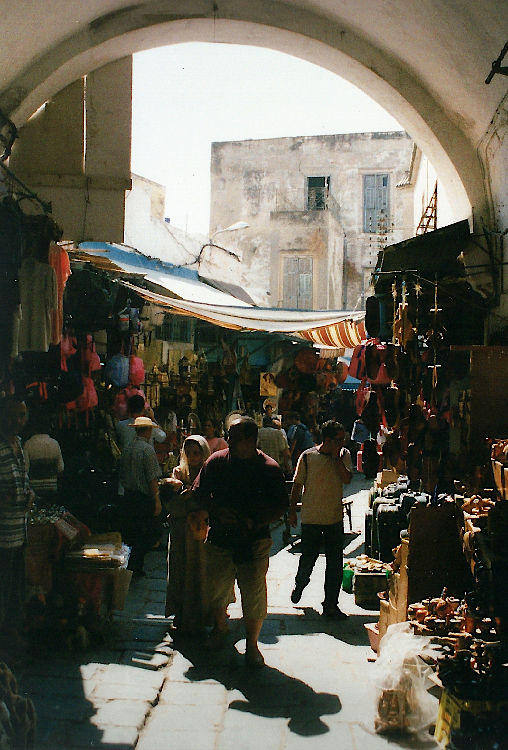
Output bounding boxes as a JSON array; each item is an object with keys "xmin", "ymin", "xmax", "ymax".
[{"xmin": 163, "ymin": 435, "xmax": 211, "ymax": 634}]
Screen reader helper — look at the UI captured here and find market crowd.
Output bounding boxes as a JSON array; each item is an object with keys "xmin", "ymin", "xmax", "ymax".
[
  {"xmin": 0, "ymin": 389, "xmax": 354, "ymax": 668},
  {"xmin": 117, "ymin": 395, "xmax": 353, "ymax": 667}
]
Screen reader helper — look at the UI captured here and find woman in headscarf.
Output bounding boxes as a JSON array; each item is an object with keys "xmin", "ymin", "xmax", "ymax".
[{"xmin": 162, "ymin": 435, "xmax": 211, "ymax": 634}]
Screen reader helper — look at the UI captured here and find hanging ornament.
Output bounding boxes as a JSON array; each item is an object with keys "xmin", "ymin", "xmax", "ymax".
[
  {"xmin": 393, "ymin": 278, "xmax": 416, "ymax": 348},
  {"xmin": 392, "ymin": 279, "xmax": 398, "ymax": 344},
  {"xmin": 413, "ymin": 278, "xmax": 422, "ymax": 335},
  {"xmin": 425, "ymin": 279, "xmax": 446, "ymax": 351}
]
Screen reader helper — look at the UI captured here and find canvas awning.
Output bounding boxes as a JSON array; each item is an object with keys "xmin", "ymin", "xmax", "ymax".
[
  {"xmin": 118, "ymin": 280, "xmax": 366, "ymax": 347},
  {"xmin": 72, "ymin": 242, "xmax": 366, "ymax": 347},
  {"xmin": 73, "ymin": 242, "xmax": 252, "ymax": 307}
]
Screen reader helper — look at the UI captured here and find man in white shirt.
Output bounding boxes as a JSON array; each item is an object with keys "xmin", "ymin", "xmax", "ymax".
[
  {"xmin": 288, "ymin": 421, "xmax": 352, "ymax": 620},
  {"xmin": 119, "ymin": 416, "xmax": 162, "ymax": 575},
  {"xmin": 24, "ymin": 413, "xmax": 64, "ymax": 499}
]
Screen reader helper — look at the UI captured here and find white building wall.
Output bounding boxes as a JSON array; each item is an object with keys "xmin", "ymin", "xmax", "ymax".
[
  {"xmin": 412, "ymin": 150, "xmax": 455, "ymax": 233},
  {"xmin": 124, "ymin": 174, "xmax": 206, "ymax": 265},
  {"xmin": 210, "ymin": 131, "xmax": 414, "ymax": 309}
]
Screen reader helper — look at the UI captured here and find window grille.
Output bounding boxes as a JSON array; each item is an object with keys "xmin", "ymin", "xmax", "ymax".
[
  {"xmin": 307, "ymin": 176, "xmax": 329, "ymax": 210},
  {"xmin": 156, "ymin": 313, "xmax": 193, "ymax": 343}
]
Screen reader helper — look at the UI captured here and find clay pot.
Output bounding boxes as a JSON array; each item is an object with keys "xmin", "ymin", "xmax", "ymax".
[
  {"xmin": 428, "ymin": 598, "xmax": 441, "ymax": 615},
  {"xmin": 415, "ymin": 608, "xmax": 428, "ymax": 623}
]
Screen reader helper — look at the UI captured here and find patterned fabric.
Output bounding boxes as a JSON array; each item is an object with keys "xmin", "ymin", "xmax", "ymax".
[
  {"xmin": 0, "ymin": 437, "xmax": 30, "ymax": 548},
  {"xmin": 257, "ymin": 427, "xmax": 289, "ymax": 467},
  {"xmin": 119, "ymin": 436, "xmax": 161, "ymax": 496},
  {"xmin": 24, "ymin": 433, "xmax": 64, "ymax": 496}
]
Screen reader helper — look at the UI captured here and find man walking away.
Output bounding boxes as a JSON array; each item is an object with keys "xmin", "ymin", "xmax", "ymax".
[
  {"xmin": 257, "ymin": 416, "xmax": 292, "ymax": 476},
  {"xmin": 288, "ymin": 421, "xmax": 352, "ymax": 620},
  {"xmin": 119, "ymin": 416, "xmax": 162, "ymax": 575},
  {"xmin": 286, "ymin": 412, "xmax": 314, "ymax": 469},
  {"xmin": 193, "ymin": 417, "xmax": 288, "ymax": 667},
  {"xmin": 116, "ymin": 394, "xmax": 166, "ymax": 452}
]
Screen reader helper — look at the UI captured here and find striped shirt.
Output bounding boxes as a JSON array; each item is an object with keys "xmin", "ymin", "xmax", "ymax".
[
  {"xmin": 24, "ymin": 433, "xmax": 64, "ymax": 496},
  {"xmin": 119, "ymin": 436, "xmax": 161, "ymax": 496},
  {"xmin": 0, "ymin": 437, "xmax": 30, "ymax": 548}
]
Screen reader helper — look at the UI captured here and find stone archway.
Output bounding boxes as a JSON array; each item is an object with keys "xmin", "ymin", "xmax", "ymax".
[{"xmin": 1, "ymin": 1, "xmax": 491, "ymax": 224}]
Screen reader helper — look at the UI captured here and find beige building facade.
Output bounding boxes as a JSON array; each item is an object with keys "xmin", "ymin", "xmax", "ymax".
[{"xmin": 209, "ymin": 132, "xmax": 414, "ymax": 309}]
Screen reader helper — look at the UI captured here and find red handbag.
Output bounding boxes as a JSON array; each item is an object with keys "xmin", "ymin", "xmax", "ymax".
[
  {"xmin": 129, "ymin": 355, "xmax": 145, "ymax": 386},
  {"xmin": 365, "ymin": 342, "xmax": 391, "ymax": 385},
  {"xmin": 349, "ymin": 342, "xmax": 368, "ymax": 380}
]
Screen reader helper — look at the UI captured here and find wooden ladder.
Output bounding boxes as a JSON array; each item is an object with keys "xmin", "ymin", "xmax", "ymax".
[{"xmin": 416, "ymin": 181, "xmax": 438, "ymax": 234}]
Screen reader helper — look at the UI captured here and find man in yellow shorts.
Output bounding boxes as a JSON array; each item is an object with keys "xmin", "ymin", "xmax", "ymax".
[{"xmin": 193, "ymin": 417, "xmax": 288, "ymax": 667}]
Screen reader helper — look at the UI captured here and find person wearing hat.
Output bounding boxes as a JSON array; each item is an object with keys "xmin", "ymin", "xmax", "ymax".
[
  {"xmin": 262, "ymin": 398, "xmax": 279, "ymax": 427},
  {"xmin": 119, "ymin": 416, "xmax": 162, "ymax": 575}
]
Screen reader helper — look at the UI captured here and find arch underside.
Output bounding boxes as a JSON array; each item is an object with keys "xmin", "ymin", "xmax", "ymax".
[{"xmin": 1, "ymin": 1, "xmax": 501, "ymax": 223}]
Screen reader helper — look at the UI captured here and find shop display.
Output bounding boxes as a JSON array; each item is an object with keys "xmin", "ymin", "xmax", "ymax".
[{"xmin": 0, "ymin": 663, "xmax": 35, "ymax": 749}]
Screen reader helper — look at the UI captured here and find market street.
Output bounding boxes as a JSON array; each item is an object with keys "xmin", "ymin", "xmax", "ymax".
[{"xmin": 18, "ymin": 472, "xmax": 439, "ymax": 750}]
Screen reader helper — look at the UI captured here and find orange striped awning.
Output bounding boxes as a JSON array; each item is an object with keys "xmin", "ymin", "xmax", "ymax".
[{"xmin": 297, "ymin": 320, "xmax": 367, "ymax": 348}]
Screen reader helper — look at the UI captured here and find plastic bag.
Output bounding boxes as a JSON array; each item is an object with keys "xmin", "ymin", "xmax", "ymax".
[{"xmin": 372, "ymin": 621, "xmax": 438, "ymax": 735}]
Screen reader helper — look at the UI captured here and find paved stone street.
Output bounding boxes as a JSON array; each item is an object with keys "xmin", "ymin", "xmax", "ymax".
[{"xmin": 17, "ymin": 473, "xmax": 439, "ymax": 749}]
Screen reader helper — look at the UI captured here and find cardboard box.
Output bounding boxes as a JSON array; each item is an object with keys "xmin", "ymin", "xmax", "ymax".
[
  {"xmin": 434, "ymin": 689, "xmax": 508, "ymax": 748},
  {"xmin": 354, "ymin": 571, "xmax": 387, "ymax": 608}
]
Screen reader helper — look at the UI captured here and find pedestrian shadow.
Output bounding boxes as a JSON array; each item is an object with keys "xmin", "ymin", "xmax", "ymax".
[
  {"xmin": 259, "ymin": 608, "xmax": 378, "ymax": 647},
  {"xmin": 285, "ymin": 530, "xmax": 361, "ymax": 553},
  {"xmin": 172, "ymin": 636, "xmax": 341, "ymax": 736}
]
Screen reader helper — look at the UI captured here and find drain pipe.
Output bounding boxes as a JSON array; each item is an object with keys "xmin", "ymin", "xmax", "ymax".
[{"xmin": 342, "ymin": 234, "xmax": 348, "ymax": 308}]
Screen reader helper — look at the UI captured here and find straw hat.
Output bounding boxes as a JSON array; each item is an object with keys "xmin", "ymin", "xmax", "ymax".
[{"xmin": 129, "ymin": 416, "xmax": 157, "ymax": 429}]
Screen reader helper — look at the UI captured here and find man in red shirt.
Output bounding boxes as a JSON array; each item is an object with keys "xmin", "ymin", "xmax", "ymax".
[{"xmin": 193, "ymin": 417, "xmax": 288, "ymax": 667}]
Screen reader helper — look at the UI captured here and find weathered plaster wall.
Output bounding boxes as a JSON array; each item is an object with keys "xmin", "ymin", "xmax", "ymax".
[
  {"xmin": 210, "ymin": 131, "xmax": 414, "ymax": 309},
  {"xmin": 8, "ymin": 58, "xmax": 133, "ymax": 243}
]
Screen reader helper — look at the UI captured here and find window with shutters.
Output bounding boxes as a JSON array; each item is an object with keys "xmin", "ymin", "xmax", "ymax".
[
  {"xmin": 282, "ymin": 256, "xmax": 313, "ymax": 309},
  {"xmin": 307, "ymin": 176, "xmax": 329, "ymax": 210},
  {"xmin": 363, "ymin": 174, "xmax": 390, "ymax": 232}
]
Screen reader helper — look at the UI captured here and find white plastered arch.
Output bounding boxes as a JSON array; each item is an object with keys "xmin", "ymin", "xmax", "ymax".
[{"xmin": 0, "ymin": 1, "xmax": 486, "ymax": 222}]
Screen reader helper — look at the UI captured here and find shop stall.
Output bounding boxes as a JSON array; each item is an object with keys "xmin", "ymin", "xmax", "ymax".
[{"xmin": 339, "ymin": 222, "xmax": 508, "ymax": 747}]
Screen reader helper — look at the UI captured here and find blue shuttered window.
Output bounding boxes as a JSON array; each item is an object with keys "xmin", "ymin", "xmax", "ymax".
[{"xmin": 363, "ymin": 174, "xmax": 389, "ymax": 232}]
